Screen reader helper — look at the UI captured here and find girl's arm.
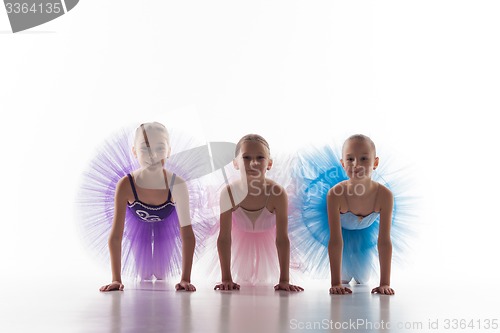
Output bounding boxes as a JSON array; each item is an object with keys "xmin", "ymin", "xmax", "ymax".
[
  {"xmin": 275, "ymin": 189, "xmax": 290, "ymax": 283},
  {"xmin": 327, "ymin": 187, "xmax": 351, "ymax": 294},
  {"xmin": 177, "ymin": 225, "xmax": 196, "ymax": 291},
  {"xmin": 215, "ymin": 186, "xmax": 239, "ymax": 290},
  {"xmin": 172, "ymin": 177, "xmax": 196, "ymax": 291},
  {"xmin": 372, "ymin": 187, "xmax": 395, "ymax": 295},
  {"xmin": 274, "ymin": 187, "xmax": 303, "ymax": 291},
  {"xmin": 100, "ymin": 177, "xmax": 128, "ymax": 292}
]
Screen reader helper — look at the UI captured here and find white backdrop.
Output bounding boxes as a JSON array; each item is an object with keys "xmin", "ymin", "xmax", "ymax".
[{"xmin": 1, "ymin": 1, "xmax": 498, "ymax": 290}]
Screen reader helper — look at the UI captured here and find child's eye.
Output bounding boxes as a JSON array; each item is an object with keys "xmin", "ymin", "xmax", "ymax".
[
  {"xmin": 257, "ymin": 156, "xmax": 264, "ymax": 159},
  {"xmin": 242, "ymin": 156, "xmax": 250, "ymax": 160}
]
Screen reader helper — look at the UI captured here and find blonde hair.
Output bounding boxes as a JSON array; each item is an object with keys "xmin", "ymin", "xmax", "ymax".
[
  {"xmin": 134, "ymin": 122, "xmax": 170, "ymax": 146},
  {"xmin": 235, "ymin": 134, "xmax": 271, "ymax": 157}
]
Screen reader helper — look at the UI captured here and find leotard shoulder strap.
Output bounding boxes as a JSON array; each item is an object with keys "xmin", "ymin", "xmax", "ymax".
[
  {"xmin": 167, "ymin": 171, "xmax": 176, "ymax": 202},
  {"xmin": 127, "ymin": 173, "xmax": 139, "ymax": 201}
]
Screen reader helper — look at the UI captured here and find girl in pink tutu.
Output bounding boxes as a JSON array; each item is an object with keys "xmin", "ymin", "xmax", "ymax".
[
  {"xmin": 213, "ymin": 134, "xmax": 303, "ymax": 291},
  {"xmin": 88, "ymin": 122, "xmax": 197, "ymax": 292}
]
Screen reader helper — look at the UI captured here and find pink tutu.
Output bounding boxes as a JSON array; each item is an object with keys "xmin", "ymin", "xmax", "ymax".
[
  {"xmin": 200, "ymin": 206, "xmax": 280, "ymax": 285},
  {"xmin": 230, "ymin": 207, "xmax": 280, "ymax": 285}
]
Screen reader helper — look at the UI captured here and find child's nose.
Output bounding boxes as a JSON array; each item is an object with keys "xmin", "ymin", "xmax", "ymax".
[
  {"xmin": 250, "ymin": 159, "xmax": 261, "ymax": 167},
  {"xmin": 150, "ymin": 151, "xmax": 159, "ymax": 160}
]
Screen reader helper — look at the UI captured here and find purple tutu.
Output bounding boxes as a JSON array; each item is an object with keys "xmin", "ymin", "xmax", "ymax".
[{"xmin": 76, "ymin": 127, "xmax": 215, "ymax": 280}]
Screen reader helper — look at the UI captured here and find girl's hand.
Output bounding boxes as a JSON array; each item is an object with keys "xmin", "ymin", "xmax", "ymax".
[
  {"xmin": 214, "ymin": 280, "xmax": 240, "ymax": 291},
  {"xmin": 99, "ymin": 281, "xmax": 124, "ymax": 292},
  {"xmin": 175, "ymin": 280, "xmax": 196, "ymax": 291},
  {"xmin": 329, "ymin": 284, "xmax": 352, "ymax": 295},
  {"xmin": 371, "ymin": 285, "xmax": 395, "ymax": 295},
  {"xmin": 274, "ymin": 282, "xmax": 304, "ymax": 292}
]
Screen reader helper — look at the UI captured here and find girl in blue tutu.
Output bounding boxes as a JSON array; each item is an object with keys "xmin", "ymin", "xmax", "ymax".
[
  {"xmin": 288, "ymin": 134, "xmax": 407, "ymax": 296},
  {"xmin": 92, "ymin": 122, "xmax": 197, "ymax": 292},
  {"xmin": 327, "ymin": 134, "xmax": 394, "ymax": 295}
]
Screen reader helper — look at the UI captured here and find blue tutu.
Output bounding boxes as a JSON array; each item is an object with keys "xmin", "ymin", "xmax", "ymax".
[{"xmin": 288, "ymin": 145, "xmax": 415, "ymax": 282}]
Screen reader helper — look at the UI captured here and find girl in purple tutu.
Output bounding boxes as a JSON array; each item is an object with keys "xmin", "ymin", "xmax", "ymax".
[
  {"xmin": 95, "ymin": 122, "xmax": 196, "ymax": 292},
  {"xmin": 213, "ymin": 134, "xmax": 303, "ymax": 291}
]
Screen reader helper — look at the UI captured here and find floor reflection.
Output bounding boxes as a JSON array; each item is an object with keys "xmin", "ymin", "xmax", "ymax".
[{"xmin": 3, "ymin": 280, "xmax": 499, "ymax": 333}]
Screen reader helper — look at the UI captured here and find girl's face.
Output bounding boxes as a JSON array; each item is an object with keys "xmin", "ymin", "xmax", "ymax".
[
  {"xmin": 233, "ymin": 141, "xmax": 272, "ymax": 179},
  {"xmin": 341, "ymin": 139, "xmax": 379, "ymax": 181},
  {"xmin": 133, "ymin": 129, "xmax": 171, "ymax": 169}
]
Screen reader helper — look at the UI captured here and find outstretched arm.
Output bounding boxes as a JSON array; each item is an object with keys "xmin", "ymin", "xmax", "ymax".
[
  {"xmin": 275, "ymin": 188, "xmax": 303, "ymax": 291},
  {"xmin": 327, "ymin": 188, "xmax": 351, "ymax": 294},
  {"xmin": 100, "ymin": 177, "xmax": 128, "ymax": 292},
  {"xmin": 172, "ymin": 178, "xmax": 196, "ymax": 291},
  {"xmin": 178, "ymin": 225, "xmax": 196, "ymax": 291},
  {"xmin": 372, "ymin": 188, "xmax": 394, "ymax": 295},
  {"xmin": 215, "ymin": 200, "xmax": 240, "ymax": 290}
]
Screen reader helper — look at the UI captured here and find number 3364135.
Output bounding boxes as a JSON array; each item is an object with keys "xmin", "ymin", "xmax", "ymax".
[{"xmin": 5, "ymin": 3, "xmax": 62, "ymax": 14}]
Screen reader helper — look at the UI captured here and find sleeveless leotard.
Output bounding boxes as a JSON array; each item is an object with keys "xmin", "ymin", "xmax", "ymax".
[
  {"xmin": 340, "ymin": 184, "xmax": 380, "ymax": 230},
  {"xmin": 122, "ymin": 173, "xmax": 183, "ymax": 280},
  {"xmin": 228, "ymin": 192, "xmax": 281, "ymax": 285},
  {"xmin": 338, "ymin": 184, "xmax": 381, "ymax": 283},
  {"xmin": 200, "ymin": 191, "xmax": 287, "ymax": 285},
  {"xmin": 126, "ymin": 173, "xmax": 176, "ymax": 222}
]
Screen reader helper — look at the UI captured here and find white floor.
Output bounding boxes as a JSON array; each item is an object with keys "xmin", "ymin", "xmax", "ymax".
[{"xmin": 2, "ymin": 278, "xmax": 499, "ymax": 333}]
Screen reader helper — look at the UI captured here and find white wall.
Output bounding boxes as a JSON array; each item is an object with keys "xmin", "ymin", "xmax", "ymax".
[{"xmin": 1, "ymin": 1, "xmax": 498, "ymax": 288}]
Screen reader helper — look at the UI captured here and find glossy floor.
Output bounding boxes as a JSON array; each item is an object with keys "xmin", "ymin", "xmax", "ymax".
[{"xmin": 2, "ymin": 278, "xmax": 499, "ymax": 333}]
